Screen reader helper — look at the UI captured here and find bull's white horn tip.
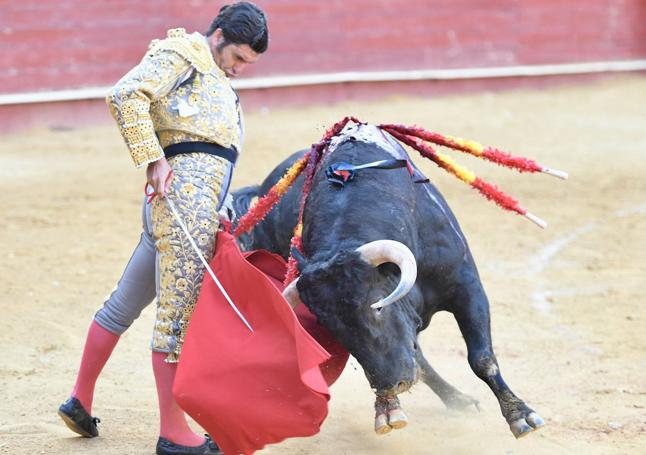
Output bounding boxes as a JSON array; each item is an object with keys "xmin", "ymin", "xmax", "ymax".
[{"xmin": 370, "ymin": 300, "xmax": 386, "ymax": 309}]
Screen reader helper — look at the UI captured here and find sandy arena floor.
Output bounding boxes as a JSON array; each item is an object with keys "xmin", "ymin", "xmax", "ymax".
[{"xmin": 0, "ymin": 76, "xmax": 644, "ymax": 454}]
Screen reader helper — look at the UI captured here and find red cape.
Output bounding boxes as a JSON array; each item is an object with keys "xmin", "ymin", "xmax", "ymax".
[{"xmin": 174, "ymin": 231, "xmax": 349, "ymax": 455}]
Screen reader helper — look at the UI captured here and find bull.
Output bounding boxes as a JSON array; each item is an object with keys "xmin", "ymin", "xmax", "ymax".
[{"xmin": 232, "ymin": 123, "xmax": 544, "ymax": 438}]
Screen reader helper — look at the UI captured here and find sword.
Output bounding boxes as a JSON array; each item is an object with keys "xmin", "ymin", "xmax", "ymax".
[{"xmin": 165, "ymin": 196, "xmax": 254, "ymax": 333}]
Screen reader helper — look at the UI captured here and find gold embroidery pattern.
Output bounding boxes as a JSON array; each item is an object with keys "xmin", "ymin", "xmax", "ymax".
[
  {"xmin": 106, "ymin": 28, "xmax": 241, "ymax": 168},
  {"xmin": 151, "ymin": 65, "xmax": 241, "ymax": 152},
  {"xmin": 150, "ymin": 153, "xmax": 229, "ymax": 362},
  {"xmin": 106, "ymin": 49, "xmax": 191, "ymax": 167},
  {"xmin": 150, "ymin": 28, "xmax": 216, "ymax": 74}
]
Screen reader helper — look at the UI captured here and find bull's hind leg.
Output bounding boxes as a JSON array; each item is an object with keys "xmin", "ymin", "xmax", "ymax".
[
  {"xmin": 452, "ymin": 282, "xmax": 545, "ymax": 438},
  {"xmin": 415, "ymin": 348, "xmax": 479, "ymax": 411}
]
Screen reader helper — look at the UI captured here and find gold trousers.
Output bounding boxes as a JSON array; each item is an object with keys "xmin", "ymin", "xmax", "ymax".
[{"xmin": 150, "ymin": 153, "xmax": 230, "ymax": 362}]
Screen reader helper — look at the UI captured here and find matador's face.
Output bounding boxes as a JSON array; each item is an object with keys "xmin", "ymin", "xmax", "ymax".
[{"xmin": 210, "ymin": 28, "xmax": 260, "ymax": 78}]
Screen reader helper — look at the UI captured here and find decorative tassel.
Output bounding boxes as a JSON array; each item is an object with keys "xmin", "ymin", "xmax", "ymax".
[
  {"xmin": 284, "ymin": 226, "xmax": 303, "ymax": 285},
  {"xmin": 380, "ymin": 124, "xmax": 567, "ymax": 179},
  {"xmin": 385, "ymin": 129, "xmax": 547, "ymax": 228}
]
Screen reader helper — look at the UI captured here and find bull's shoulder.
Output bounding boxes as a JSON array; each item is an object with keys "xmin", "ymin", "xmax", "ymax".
[{"xmin": 414, "ymin": 181, "xmax": 472, "ymax": 270}]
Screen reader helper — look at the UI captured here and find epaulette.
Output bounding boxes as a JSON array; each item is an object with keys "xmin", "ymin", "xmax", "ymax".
[{"xmin": 148, "ymin": 28, "xmax": 215, "ymax": 74}]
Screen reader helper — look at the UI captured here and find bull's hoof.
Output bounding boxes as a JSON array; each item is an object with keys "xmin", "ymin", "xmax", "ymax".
[
  {"xmin": 509, "ymin": 412, "xmax": 545, "ymax": 438},
  {"xmin": 374, "ymin": 413, "xmax": 392, "ymax": 434},
  {"xmin": 510, "ymin": 419, "xmax": 533, "ymax": 438},
  {"xmin": 374, "ymin": 395, "xmax": 409, "ymax": 434},
  {"xmin": 387, "ymin": 408, "xmax": 408, "ymax": 429},
  {"xmin": 526, "ymin": 412, "xmax": 545, "ymax": 429}
]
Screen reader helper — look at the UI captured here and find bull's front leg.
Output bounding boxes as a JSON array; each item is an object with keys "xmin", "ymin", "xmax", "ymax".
[{"xmin": 452, "ymin": 280, "xmax": 545, "ymax": 438}]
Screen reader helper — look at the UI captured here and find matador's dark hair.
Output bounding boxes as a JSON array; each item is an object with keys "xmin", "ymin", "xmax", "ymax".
[{"xmin": 205, "ymin": 2, "xmax": 268, "ymax": 54}]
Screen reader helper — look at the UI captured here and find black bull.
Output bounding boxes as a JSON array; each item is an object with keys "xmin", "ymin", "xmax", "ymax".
[{"xmin": 231, "ymin": 127, "xmax": 544, "ymax": 438}]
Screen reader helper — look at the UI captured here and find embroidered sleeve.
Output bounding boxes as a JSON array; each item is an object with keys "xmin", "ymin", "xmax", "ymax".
[{"xmin": 106, "ymin": 50, "xmax": 192, "ymax": 167}]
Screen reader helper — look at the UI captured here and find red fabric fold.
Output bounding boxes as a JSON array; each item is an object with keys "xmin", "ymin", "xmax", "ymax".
[
  {"xmin": 174, "ymin": 231, "xmax": 348, "ymax": 455},
  {"xmin": 241, "ymin": 249, "xmax": 349, "ymax": 387}
]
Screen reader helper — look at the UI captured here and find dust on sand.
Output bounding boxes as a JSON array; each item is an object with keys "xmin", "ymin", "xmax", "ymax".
[{"xmin": 0, "ymin": 76, "xmax": 644, "ymax": 454}]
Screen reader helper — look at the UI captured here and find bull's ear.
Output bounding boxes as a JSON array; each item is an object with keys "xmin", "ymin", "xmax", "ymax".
[{"xmin": 290, "ymin": 247, "xmax": 307, "ymax": 273}]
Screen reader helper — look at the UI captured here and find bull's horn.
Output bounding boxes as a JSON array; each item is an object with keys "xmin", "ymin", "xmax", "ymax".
[
  {"xmin": 282, "ymin": 278, "xmax": 303, "ymax": 309},
  {"xmin": 355, "ymin": 240, "xmax": 417, "ymax": 309}
]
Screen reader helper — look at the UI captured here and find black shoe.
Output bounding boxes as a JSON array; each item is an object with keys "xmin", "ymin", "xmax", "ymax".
[
  {"xmin": 204, "ymin": 434, "xmax": 222, "ymax": 454},
  {"xmin": 156, "ymin": 436, "xmax": 223, "ymax": 455},
  {"xmin": 58, "ymin": 397, "xmax": 100, "ymax": 438}
]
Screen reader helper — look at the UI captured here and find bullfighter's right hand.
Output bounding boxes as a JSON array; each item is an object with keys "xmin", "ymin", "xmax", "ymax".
[{"xmin": 146, "ymin": 157, "xmax": 173, "ymax": 198}]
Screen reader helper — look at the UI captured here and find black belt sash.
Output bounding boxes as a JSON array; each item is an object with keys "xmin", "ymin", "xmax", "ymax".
[{"xmin": 163, "ymin": 141, "xmax": 238, "ymax": 164}]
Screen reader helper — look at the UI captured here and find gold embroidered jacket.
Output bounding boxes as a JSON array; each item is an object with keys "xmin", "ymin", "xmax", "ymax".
[{"xmin": 106, "ymin": 28, "xmax": 242, "ymax": 168}]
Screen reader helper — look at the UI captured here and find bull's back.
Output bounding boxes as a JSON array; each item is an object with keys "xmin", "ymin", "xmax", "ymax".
[{"xmin": 242, "ymin": 143, "xmax": 472, "ymax": 280}]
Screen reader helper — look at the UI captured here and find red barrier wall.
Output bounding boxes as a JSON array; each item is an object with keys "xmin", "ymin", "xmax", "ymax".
[
  {"xmin": 1, "ymin": 0, "xmax": 645, "ymax": 131},
  {"xmin": 2, "ymin": 0, "xmax": 645, "ymax": 93}
]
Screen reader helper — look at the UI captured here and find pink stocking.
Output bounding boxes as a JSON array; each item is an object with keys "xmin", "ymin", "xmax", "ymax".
[
  {"xmin": 152, "ymin": 351, "xmax": 204, "ymax": 446},
  {"xmin": 70, "ymin": 320, "xmax": 120, "ymax": 414}
]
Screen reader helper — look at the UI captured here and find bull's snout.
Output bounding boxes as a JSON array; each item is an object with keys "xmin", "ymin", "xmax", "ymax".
[
  {"xmin": 377, "ymin": 375, "xmax": 417, "ymax": 397},
  {"xmin": 370, "ymin": 356, "xmax": 420, "ymax": 396},
  {"xmin": 396, "ymin": 378, "xmax": 414, "ymax": 394}
]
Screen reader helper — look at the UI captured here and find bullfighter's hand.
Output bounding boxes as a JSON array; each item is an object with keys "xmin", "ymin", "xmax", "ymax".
[{"xmin": 146, "ymin": 157, "xmax": 173, "ymax": 198}]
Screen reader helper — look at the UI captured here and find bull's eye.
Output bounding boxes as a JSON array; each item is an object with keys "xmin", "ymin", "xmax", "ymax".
[{"xmin": 413, "ymin": 341, "xmax": 418, "ymax": 351}]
